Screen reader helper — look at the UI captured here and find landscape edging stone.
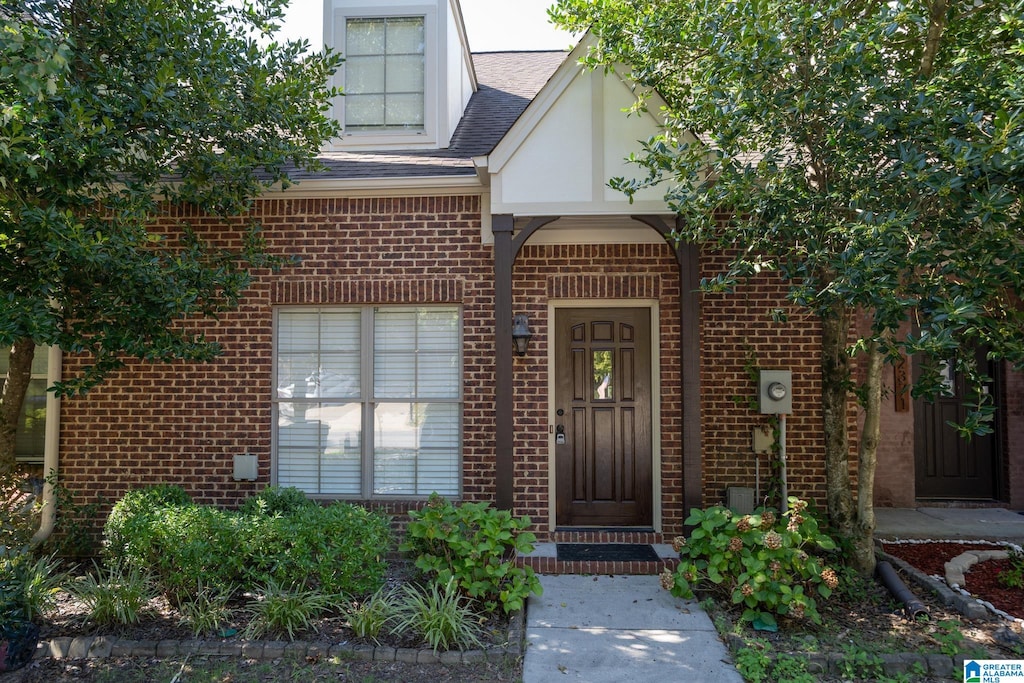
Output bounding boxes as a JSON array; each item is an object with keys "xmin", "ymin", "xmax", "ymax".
[{"xmin": 33, "ymin": 608, "xmax": 525, "ymax": 666}]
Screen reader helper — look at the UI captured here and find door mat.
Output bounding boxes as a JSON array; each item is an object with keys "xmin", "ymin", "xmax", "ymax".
[{"xmin": 556, "ymin": 543, "xmax": 660, "ymax": 562}]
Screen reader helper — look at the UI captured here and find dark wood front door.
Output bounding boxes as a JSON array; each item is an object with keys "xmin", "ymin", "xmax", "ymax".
[
  {"xmin": 915, "ymin": 347, "xmax": 1001, "ymax": 499},
  {"xmin": 554, "ymin": 308, "xmax": 653, "ymax": 527}
]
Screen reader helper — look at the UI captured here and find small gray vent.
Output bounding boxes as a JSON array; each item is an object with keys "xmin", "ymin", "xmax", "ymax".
[{"xmin": 727, "ymin": 486, "xmax": 755, "ymax": 515}]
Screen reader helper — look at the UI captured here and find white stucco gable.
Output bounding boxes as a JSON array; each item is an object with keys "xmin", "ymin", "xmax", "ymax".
[{"xmin": 484, "ymin": 36, "xmax": 674, "ymax": 219}]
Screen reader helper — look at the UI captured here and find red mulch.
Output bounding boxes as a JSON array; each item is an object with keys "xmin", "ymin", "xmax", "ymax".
[{"xmin": 881, "ymin": 541, "xmax": 1024, "ymax": 620}]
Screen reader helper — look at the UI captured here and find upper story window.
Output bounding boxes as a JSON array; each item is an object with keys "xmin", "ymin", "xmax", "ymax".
[{"xmin": 345, "ymin": 17, "xmax": 425, "ymax": 133}]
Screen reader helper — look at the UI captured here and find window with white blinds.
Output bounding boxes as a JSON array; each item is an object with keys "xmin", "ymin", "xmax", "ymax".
[{"xmin": 274, "ymin": 307, "xmax": 460, "ymax": 498}]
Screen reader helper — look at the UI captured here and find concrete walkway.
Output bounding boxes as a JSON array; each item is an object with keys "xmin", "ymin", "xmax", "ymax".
[
  {"xmin": 874, "ymin": 506, "xmax": 1024, "ymax": 543},
  {"xmin": 519, "ymin": 508, "xmax": 1024, "ymax": 682},
  {"xmin": 522, "ymin": 574, "xmax": 744, "ymax": 683}
]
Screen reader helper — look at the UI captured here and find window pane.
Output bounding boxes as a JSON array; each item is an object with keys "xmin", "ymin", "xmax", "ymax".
[
  {"xmin": 386, "ymin": 18, "xmax": 424, "ymax": 53},
  {"xmin": 385, "ymin": 55, "xmax": 424, "ymax": 92},
  {"xmin": 593, "ymin": 350, "xmax": 613, "ymax": 400},
  {"xmin": 385, "ymin": 94, "xmax": 424, "ymax": 127},
  {"xmin": 0, "ymin": 347, "xmax": 49, "ymax": 462},
  {"xmin": 374, "ymin": 308, "xmax": 458, "ymax": 399},
  {"xmin": 278, "ymin": 404, "xmax": 361, "ymax": 495},
  {"xmin": 16, "ymin": 380, "xmax": 46, "ymax": 460},
  {"xmin": 277, "ymin": 310, "xmax": 360, "ymax": 399},
  {"xmin": 373, "ymin": 403, "xmax": 458, "ymax": 496},
  {"xmin": 346, "ymin": 55, "xmax": 385, "ymax": 94},
  {"xmin": 275, "ymin": 306, "xmax": 460, "ymax": 499},
  {"xmin": 344, "ymin": 16, "xmax": 424, "ymax": 133},
  {"xmin": 277, "ymin": 313, "xmax": 319, "ymax": 352},
  {"xmin": 346, "ymin": 94, "xmax": 385, "ymax": 127},
  {"xmin": 346, "ymin": 19, "xmax": 385, "ymax": 56}
]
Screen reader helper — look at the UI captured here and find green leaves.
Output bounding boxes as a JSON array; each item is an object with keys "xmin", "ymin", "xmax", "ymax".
[
  {"xmin": 0, "ymin": 0, "xmax": 343, "ymax": 462},
  {"xmin": 664, "ymin": 499, "xmax": 840, "ymax": 626},
  {"xmin": 401, "ymin": 493, "xmax": 542, "ymax": 614}
]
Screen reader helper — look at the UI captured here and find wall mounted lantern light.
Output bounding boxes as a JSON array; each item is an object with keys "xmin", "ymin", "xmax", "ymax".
[{"xmin": 511, "ymin": 314, "xmax": 532, "ymax": 356}]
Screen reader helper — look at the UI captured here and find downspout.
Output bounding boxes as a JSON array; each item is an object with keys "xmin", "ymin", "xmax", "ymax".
[{"xmin": 31, "ymin": 345, "xmax": 61, "ymax": 545}]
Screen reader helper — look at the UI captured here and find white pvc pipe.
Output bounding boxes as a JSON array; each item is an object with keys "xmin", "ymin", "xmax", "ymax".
[
  {"xmin": 31, "ymin": 345, "xmax": 62, "ymax": 545},
  {"xmin": 778, "ymin": 413, "xmax": 788, "ymax": 512}
]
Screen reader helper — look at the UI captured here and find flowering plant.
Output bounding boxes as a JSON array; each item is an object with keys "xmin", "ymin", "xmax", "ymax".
[{"xmin": 661, "ymin": 497, "xmax": 839, "ymax": 628}]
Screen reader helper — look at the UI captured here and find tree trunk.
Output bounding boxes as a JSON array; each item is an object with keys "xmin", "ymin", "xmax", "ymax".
[
  {"xmin": 0, "ymin": 340, "xmax": 36, "ymax": 477},
  {"xmin": 821, "ymin": 304, "xmax": 854, "ymax": 539},
  {"xmin": 851, "ymin": 338, "xmax": 883, "ymax": 576}
]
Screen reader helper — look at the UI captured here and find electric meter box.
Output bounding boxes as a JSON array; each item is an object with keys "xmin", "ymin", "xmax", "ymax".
[{"xmin": 759, "ymin": 370, "xmax": 792, "ymax": 415}]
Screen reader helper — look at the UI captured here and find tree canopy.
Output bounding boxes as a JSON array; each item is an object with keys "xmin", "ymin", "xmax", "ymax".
[
  {"xmin": 552, "ymin": 0, "xmax": 1024, "ymax": 571},
  {"xmin": 0, "ymin": 0, "xmax": 342, "ymax": 471}
]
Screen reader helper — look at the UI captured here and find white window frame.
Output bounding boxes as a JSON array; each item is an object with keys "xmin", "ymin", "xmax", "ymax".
[
  {"xmin": 272, "ymin": 305, "xmax": 463, "ymax": 499},
  {"xmin": 328, "ymin": 5, "xmax": 439, "ymax": 150}
]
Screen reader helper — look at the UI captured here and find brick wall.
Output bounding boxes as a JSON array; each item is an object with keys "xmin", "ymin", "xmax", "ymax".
[
  {"xmin": 698, "ymin": 249, "xmax": 830, "ymax": 512},
  {"xmin": 58, "ymin": 195, "xmax": 499, "ymax": 523},
  {"xmin": 56, "ymin": 198, "xmax": 844, "ymax": 548}
]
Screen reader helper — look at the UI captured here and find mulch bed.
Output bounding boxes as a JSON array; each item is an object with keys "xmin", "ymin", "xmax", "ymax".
[{"xmin": 881, "ymin": 541, "xmax": 1024, "ymax": 620}]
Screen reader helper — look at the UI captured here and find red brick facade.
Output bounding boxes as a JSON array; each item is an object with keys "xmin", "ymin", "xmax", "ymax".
[{"xmin": 54, "ymin": 193, "xmax": 1022, "ymax": 547}]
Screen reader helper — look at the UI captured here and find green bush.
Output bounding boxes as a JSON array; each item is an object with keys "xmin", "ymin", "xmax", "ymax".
[
  {"xmin": 103, "ymin": 487, "xmax": 391, "ymax": 600},
  {"xmin": 250, "ymin": 502, "xmax": 390, "ymax": 597},
  {"xmin": 129, "ymin": 503, "xmax": 252, "ymax": 599},
  {"xmin": 400, "ymin": 493, "xmax": 541, "ymax": 613},
  {"xmin": 103, "ymin": 484, "xmax": 191, "ymax": 563},
  {"xmin": 661, "ymin": 497, "xmax": 839, "ymax": 628},
  {"xmin": 0, "ymin": 473, "xmax": 42, "ymax": 559},
  {"xmin": 239, "ymin": 485, "xmax": 316, "ymax": 517}
]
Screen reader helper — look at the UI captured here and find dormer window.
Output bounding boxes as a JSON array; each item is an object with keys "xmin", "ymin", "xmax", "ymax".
[
  {"xmin": 325, "ymin": 0, "xmax": 476, "ymax": 151},
  {"xmin": 345, "ymin": 17, "xmax": 425, "ymax": 133}
]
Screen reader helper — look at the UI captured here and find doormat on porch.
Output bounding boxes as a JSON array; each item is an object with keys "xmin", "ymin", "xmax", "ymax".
[{"xmin": 556, "ymin": 543, "xmax": 660, "ymax": 562}]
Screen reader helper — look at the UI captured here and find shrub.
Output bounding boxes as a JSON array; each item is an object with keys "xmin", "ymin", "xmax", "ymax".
[
  {"xmin": 114, "ymin": 502, "xmax": 251, "ymax": 599},
  {"xmin": 400, "ymin": 493, "xmax": 541, "ymax": 613},
  {"xmin": 249, "ymin": 502, "xmax": 390, "ymax": 597},
  {"xmin": 391, "ymin": 579, "xmax": 483, "ymax": 652},
  {"xmin": 0, "ymin": 473, "xmax": 41, "ymax": 558},
  {"xmin": 103, "ymin": 484, "xmax": 191, "ymax": 563},
  {"xmin": 239, "ymin": 485, "xmax": 315, "ymax": 517},
  {"xmin": 661, "ymin": 497, "xmax": 839, "ymax": 629},
  {"xmin": 104, "ymin": 487, "xmax": 391, "ymax": 600}
]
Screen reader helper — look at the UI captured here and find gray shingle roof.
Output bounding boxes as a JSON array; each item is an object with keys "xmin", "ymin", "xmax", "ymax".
[{"xmin": 303, "ymin": 51, "xmax": 567, "ymax": 181}]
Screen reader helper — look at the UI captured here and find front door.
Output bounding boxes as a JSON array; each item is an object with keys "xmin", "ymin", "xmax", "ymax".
[
  {"xmin": 554, "ymin": 308, "xmax": 653, "ymax": 527},
  {"xmin": 915, "ymin": 347, "xmax": 1001, "ymax": 499}
]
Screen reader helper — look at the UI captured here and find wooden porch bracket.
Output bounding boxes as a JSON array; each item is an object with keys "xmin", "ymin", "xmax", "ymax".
[
  {"xmin": 632, "ymin": 214, "xmax": 704, "ymax": 518},
  {"xmin": 492, "ymin": 214, "xmax": 558, "ymax": 510}
]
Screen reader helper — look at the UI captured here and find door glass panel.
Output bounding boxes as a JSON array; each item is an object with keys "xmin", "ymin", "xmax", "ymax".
[{"xmin": 593, "ymin": 350, "xmax": 613, "ymax": 400}]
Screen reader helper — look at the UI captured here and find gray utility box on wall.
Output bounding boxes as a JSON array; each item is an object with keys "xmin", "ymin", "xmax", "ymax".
[
  {"xmin": 727, "ymin": 486, "xmax": 755, "ymax": 514},
  {"xmin": 233, "ymin": 453, "xmax": 258, "ymax": 481},
  {"xmin": 758, "ymin": 369, "xmax": 792, "ymax": 415}
]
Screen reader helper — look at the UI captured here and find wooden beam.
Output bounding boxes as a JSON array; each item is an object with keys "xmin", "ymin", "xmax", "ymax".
[{"xmin": 492, "ymin": 214, "xmax": 515, "ymax": 510}]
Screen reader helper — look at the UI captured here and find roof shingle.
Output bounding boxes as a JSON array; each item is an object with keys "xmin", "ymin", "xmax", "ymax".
[{"xmin": 299, "ymin": 51, "xmax": 567, "ymax": 182}]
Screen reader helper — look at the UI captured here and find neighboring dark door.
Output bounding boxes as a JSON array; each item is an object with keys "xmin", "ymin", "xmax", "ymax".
[
  {"xmin": 915, "ymin": 347, "xmax": 1001, "ymax": 499},
  {"xmin": 554, "ymin": 308, "xmax": 653, "ymax": 527}
]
